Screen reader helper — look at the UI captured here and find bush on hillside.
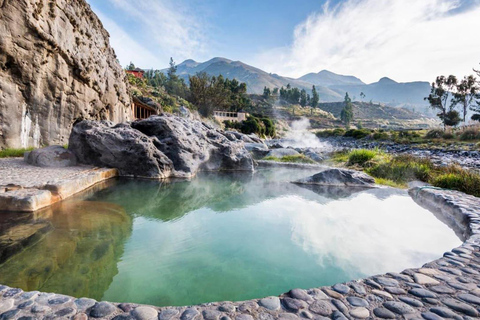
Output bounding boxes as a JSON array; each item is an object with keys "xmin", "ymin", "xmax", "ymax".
[
  {"xmin": 372, "ymin": 132, "xmax": 390, "ymax": 140},
  {"xmin": 459, "ymin": 129, "xmax": 480, "ymax": 141},
  {"xmin": 367, "ymin": 155, "xmax": 432, "ymax": 183},
  {"xmin": 347, "ymin": 149, "xmax": 379, "ymax": 166},
  {"xmin": 425, "ymin": 129, "xmax": 443, "ymax": 139},
  {"xmin": 316, "ymin": 128, "xmax": 345, "ymax": 138},
  {"xmin": 344, "ymin": 128, "xmax": 371, "ymax": 139},
  {"xmin": 432, "ymin": 170, "xmax": 480, "ymax": 197}
]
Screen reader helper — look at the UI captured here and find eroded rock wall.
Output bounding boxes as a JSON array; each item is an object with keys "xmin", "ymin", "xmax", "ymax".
[{"xmin": 0, "ymin": 0, "xmax": 131, "ymax": 149}]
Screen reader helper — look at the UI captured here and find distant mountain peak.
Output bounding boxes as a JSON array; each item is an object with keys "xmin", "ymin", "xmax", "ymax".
[
  {"xmin": 377, "ymin": 77, "xmax": 397, "ymax": 84},
  {"xmin": 298, "ymin": 69, "xmax": 365, "ymax": 87}
]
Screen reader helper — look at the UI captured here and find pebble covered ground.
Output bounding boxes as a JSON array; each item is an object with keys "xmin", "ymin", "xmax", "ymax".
[
  {"xmin": 0, "ymin": 159, "xmax": 102, "ymax": 189},
  {"xmin": 1, "ymin": 187, "xmax": 480, "ymax": 319}
]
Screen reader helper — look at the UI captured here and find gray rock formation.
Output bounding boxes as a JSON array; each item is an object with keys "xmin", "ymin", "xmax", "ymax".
[
  {"xmin": 69, "ymin": 114, "xmax": 255, "ymax": 178},
  {"xmin": 0, "ymin": 0, "xmax": 131, "ymax": 149},
  {"xmin": 69, "ymin": 121, "xmax": 174, "ymax": 179},
  {"xmin": 24, "ymin": 145, "xmax": 77, "ymax": 167},
  {"xmin": 293, "ymin": 168, "xmax": 376, "ymax": 187}
]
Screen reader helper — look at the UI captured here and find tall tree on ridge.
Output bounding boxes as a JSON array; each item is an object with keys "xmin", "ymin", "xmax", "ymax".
[
  {"xmin": 340, "ymin": 92, "xmax": 353, "ymax": 128},
  {"xmin": 311, "ymin": 85, "xmax": 319, "ymax": 109}
]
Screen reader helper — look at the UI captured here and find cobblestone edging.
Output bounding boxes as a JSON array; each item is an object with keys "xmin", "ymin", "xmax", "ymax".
[{"xmin": 2, "ymin": 187, "xmax": 480, "ymax": 319}]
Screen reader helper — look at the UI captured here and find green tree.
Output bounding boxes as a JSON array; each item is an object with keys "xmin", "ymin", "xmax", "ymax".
[
  {"xmin": 311, "ymin": 85, "xmax": 319, "ymax": 108},
  {"xmin": 425, "ymin": 75, "xmax": 458, "ymax": 130},
  {"xmin": 263, "ymin": 87, "xmax": 271, "ymax": 98},
  {"xmin": 126, "ymin": 62, "xmax": 136, "ymax": 71},
  {"xmin": 165, "ymin": 58, "xmax": 188, "ymax": 98},
  {"xmin": 441, "ymin": 110, "xmax": 461, "ymax": 127},
  {"xmin": 299, "ymin": 89, "xmax": 307, "ymax": 107},
  {"xmin": 340, "ymin": 92, "xmax": 353, "ymax": 128},
  {"xmin": 470, "ymin": 65, "xmax": 480, "ymax": 122},
  {"xmin": 452, "ymin": 75, "xmax": 479, "ymax": 124}
]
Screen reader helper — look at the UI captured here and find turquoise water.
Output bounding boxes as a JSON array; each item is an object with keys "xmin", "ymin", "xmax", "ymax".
[{"xmin": 0, "ymin": 168, "xmax": 461, "ymax": 306}]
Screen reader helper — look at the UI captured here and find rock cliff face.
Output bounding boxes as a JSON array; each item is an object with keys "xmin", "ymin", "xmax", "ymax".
[{"xmin": 0, "ymin": 0, "xmax": 131, "ymax": 149}]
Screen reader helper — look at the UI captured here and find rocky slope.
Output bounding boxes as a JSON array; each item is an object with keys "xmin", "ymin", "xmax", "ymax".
[{"xmin": 0, "ymin": 0, "xmax": 132, "ymax": 149}]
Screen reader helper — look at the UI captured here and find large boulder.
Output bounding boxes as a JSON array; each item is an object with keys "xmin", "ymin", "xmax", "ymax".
[
  {"xmin": 293, "ymin": 168, "xmax": 376, "ymax": 187},
  {"xmin": 69, "ymin": 115, "xmax": 254, "ymax": 178},
  {"xmin": 24, "ymin": 146, "xmax": 77, "ymax": 167},
  {"xmin": 131, "ymin": 115, "xmax": 254, "ymax": 176},
  {"xmin": 69, "ymin": 121, "xmax": 174, "ymax": 178}
]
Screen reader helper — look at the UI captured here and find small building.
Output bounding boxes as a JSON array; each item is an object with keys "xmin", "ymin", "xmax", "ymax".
[
  {"xmin": 213, "ymin": 110, "xmax": 248, "ymax": 123},
  {"xmin": 132, "ymin": 96, "xmax": 158, "ymax": 119},
  {"xmin": 126, "ymin": 68, "xmax": 145, "ymax": 79}
]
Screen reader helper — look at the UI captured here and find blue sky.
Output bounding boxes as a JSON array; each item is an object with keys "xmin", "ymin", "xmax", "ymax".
[{"xmin": 87, "ymin": 0, "xmax": 480, "ymax": 83}]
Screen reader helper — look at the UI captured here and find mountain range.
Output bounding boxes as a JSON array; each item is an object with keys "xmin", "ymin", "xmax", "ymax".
[{"xmin": 163, "ymin": 57, "xmax": 431, "ymax": 106}]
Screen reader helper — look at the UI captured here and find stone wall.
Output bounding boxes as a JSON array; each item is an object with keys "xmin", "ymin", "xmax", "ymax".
[{"xmin": 0, "ymin": 0, "xmax": 132, "ymax": 149}]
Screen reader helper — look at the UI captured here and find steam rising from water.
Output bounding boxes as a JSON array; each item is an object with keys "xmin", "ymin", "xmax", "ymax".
[{"xmin": 282, "ymin": 118, "xmax": 333, "ymax": 150}]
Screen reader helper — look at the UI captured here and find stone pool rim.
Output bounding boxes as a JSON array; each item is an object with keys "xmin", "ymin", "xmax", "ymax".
[{"xmin": 1, "ymin": 186, "xmax": 480, "ymax": 319}]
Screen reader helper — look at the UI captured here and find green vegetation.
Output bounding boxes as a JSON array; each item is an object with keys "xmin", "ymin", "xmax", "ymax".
[
  {"xmin": 330, "ymin": 149, "xmax": 480, "ymax": 197},
  {"xmin": 224, "ymin": 115, "xmax": 276, "ymax": 138},
  {"xmin": 347, "ymin": 149, "xmax": 382, "ymax": 166},
  {"xmin": 262, "ymin": 154, "xmax": 316, "ymax": 164},
  {"xmin": 340, "ymin": 93, "xmax": 353, "ymax": 128},
  {"xmin": 0, "ymin": 147, "xmax": 34, "ymax": 158},
  {"xmin": 432, "ymin": 171, "xmax": 480, "ymax": 197},
  {"xmin": 426, "ymin": 65, "xmax": 480, "ymax": 128},
  {"xmin": 344, "ymin": 128, "xmax": 371, "ymax": 139},
  {"xmin": 460, "ymin": 129, "xmax": 480, "ymax": 141},
  {"xmin": 189, "ymin": 72, "xmax": 249, "ymax": 117},
  {"xmin": 316, "ymin": 127, "xmax": 480, "ymax": 145}
]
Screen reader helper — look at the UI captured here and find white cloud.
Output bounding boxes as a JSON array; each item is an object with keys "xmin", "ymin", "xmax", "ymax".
[
  {"xmin": 95, "ymin": 12, "xmax": 164, "ymax": 69},
  {"xmin": 254, "ymin": 0, "xmax": 480, "ymax": 83},
  {"xmin": 94, "ymin": 0, "xmax": 209, "ymax": 69}
]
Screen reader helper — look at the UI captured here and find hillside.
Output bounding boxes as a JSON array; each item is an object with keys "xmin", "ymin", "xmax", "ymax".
[
  {"xmin": 318, "ymin": 101, "xmax": 429, "ymax": 121},
  {"xmin": 165, "ymin": 58, "xmax": 343, "ymax": 101},
  {"xmin": 298, "ymin": 70, "xmax": 365, "ymax": 87},
  {"xmin": 164, "ymin": 58, "xmax": 432, "ymax": 110},
  {"xmin": 330, "ymin": 77, "xmax": 431, "ymax": 106}
]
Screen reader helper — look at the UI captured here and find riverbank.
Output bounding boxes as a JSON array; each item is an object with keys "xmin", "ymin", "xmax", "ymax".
[{"xmin": 0, "ymin": 158, "xmax": 118, "ymax": 212}]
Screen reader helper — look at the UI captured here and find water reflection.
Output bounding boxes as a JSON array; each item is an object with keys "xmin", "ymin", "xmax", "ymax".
[
  {"xmin": 0, "ymin": 168, "xmax": 462, "ymax": 306},
  {"xmin": 0, "ymin": 201, "xmax": 131, "ymax": 300}
]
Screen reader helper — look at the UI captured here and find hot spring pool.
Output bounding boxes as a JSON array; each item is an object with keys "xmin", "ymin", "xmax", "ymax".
[{"xmin": 0, "ymin": 168, "xmax": 461, "ymax": 307}]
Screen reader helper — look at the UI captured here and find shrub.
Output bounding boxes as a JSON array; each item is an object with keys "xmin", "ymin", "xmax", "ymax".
[
  {"xmin": 347, "ymin": 149, "xmax": 379, "ymax": 166},
  {"xmin": 442, "ymin": 132, "xmax": 455, "ymax": 139},
  {"xmin": 459, "ymin": 129, "xmax": 480, "ymax": 141},
  {"xmin": 432, "ymin": 171, "xmax": 480, "ymax": 197},
  {"xmin": 425, "ymin": 129, "xmax": 443, "ymax": 139},
  {"xmin": 316, "ymin": 128, "xmax": 345, "ymax": 138},
  {"xmin": 0, "ymin": 148, "xmax": 34, "ymax": 158},
  {"xmin": 344, "ymin": 129, "xmax": 371, "ymax": 139},
  {"xmin": 373, "ymin": 132, "xmax": 390, "ymax": 140},
  {"xmin": 366, "ymin": 155, "xmax": 432, "ymax": 183}
]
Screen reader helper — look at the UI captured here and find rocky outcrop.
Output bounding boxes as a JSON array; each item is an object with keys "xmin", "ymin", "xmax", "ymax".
[
  {"xmin": 69, "ymin": 121, "xmax": 174, "ymax": 179},
  {"xmin": 293, "ymin": 168, "xmax": 376, "ymax": 187},
  {"xmin": 0, "ymin": 0, "xmax": 131, "ymax": 149},
  {"xmin": 24, "ymin": 145, "xmax": 77, "ymax": 167},
  {"xmin": 69, "ymin": 114, "xmax": 255, "ymax": 178}
]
